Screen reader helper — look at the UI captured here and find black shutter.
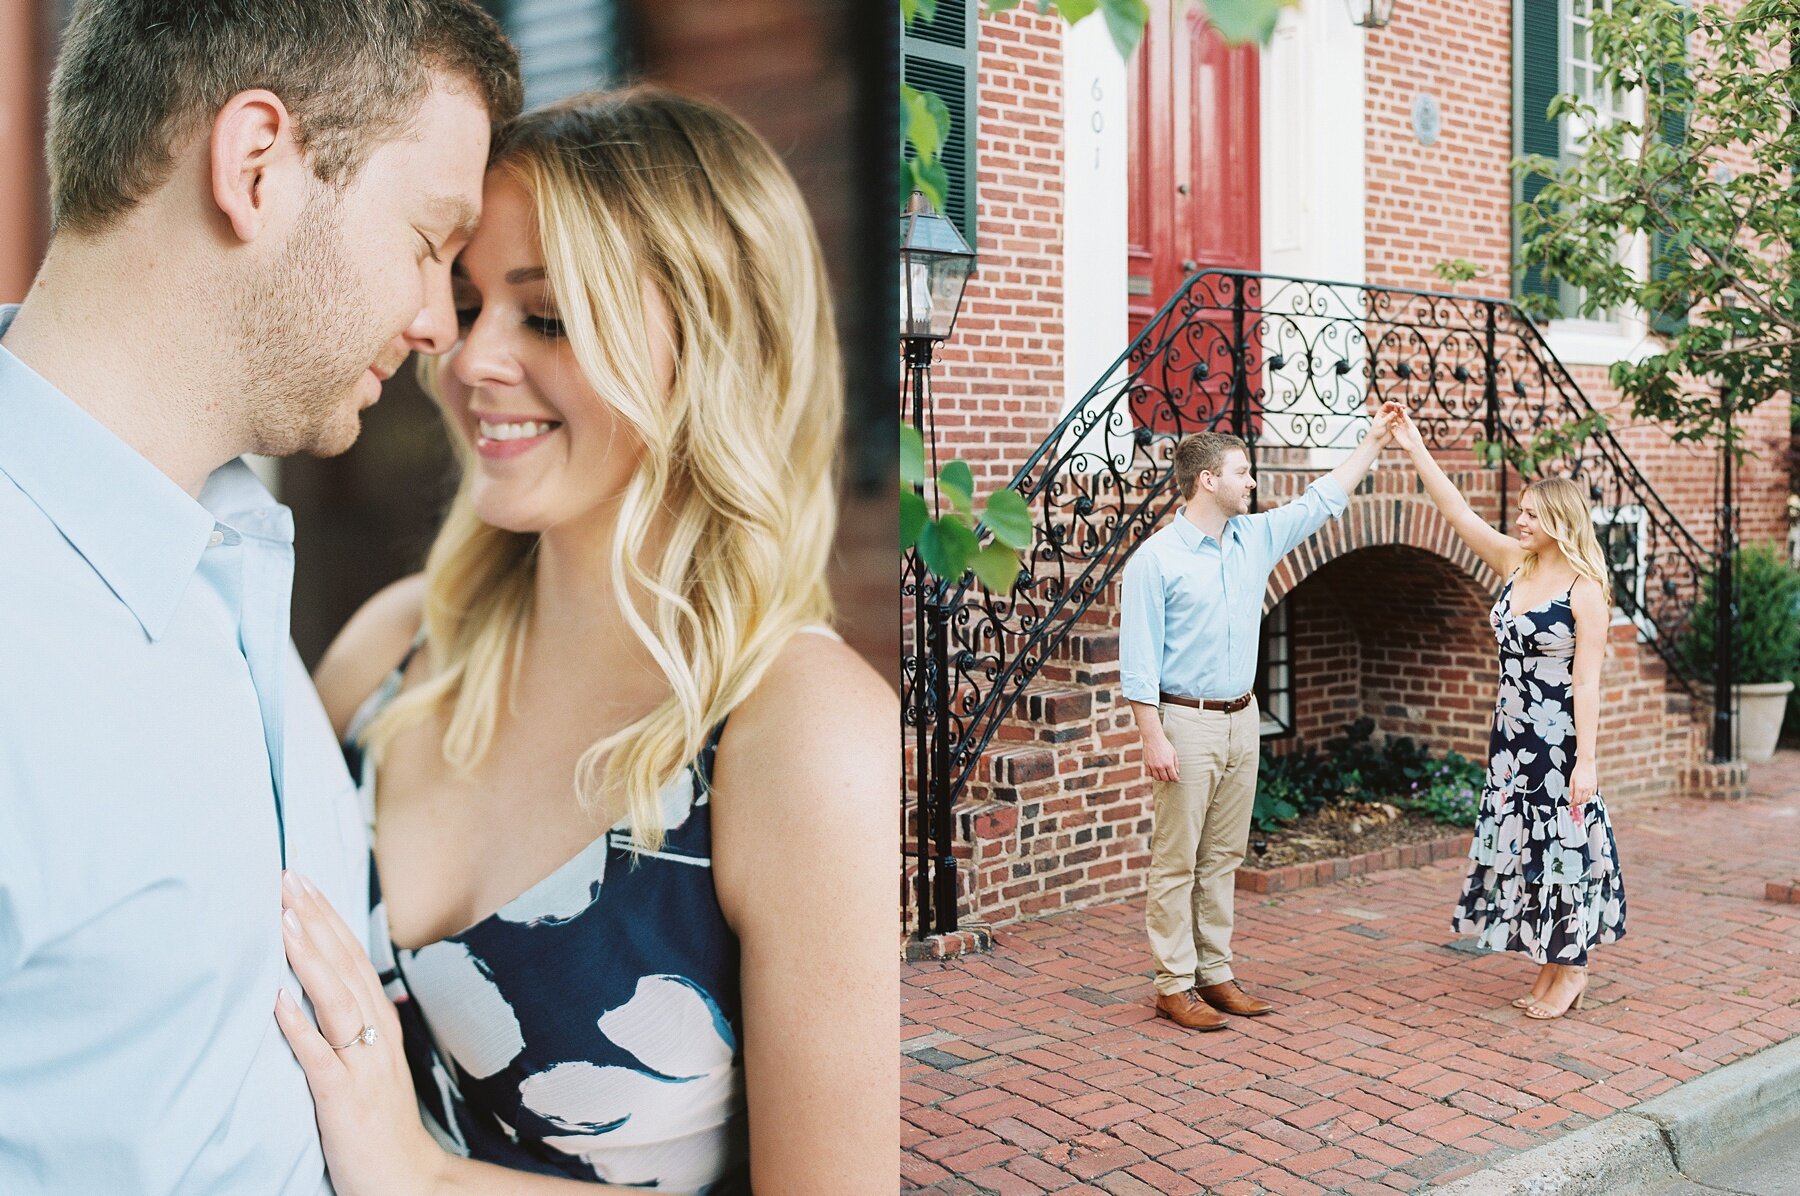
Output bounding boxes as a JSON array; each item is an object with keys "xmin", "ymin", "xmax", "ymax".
[
  {"xmin": 902, "ymin": 0, "xmax": 977, "ymax": 250},
  {"xmin": 1514, "ymin": 0, "xmax": 1562, "ymax": 312}
]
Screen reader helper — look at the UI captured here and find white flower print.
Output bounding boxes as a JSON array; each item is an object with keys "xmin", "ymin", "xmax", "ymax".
[
  {"xmin": 404, "ymin": 940, "xmax": 525, "ymax": 1079},
  {"xmin": 1529, "ymin": 653, "xmax": 1571, "ymax": 687},
  {"xmin": 519, "ymin": 976, "xmax": 743, "ymax": 1191},
  {"xmin": 1537, "ymin": 619, "xmax": 1576, "ymax": 654},
  {"xmin": 1526, "ymin": 698, "xmax": 1576, "ymax": 746},
  {"xmin": 1541, "ymin": 841, "xmax": 1585, "ymax": 885}
]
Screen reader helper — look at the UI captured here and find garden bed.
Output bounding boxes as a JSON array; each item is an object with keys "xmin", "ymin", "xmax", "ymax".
[
  {"xmin": 1243, "ymin": 720, "xmax": 1481, "ymax": 894},
  {"xmin": 1237, "ymin": 800, "xmax": 1472, "ymax": 894}
]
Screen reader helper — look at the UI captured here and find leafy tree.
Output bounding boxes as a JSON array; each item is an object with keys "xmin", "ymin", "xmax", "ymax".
[{"xmin": 1515, "ymin": 0, "xmax": 1800, "ymax": 449}]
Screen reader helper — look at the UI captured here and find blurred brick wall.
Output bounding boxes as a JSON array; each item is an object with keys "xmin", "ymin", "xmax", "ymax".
[
  {"xmin": 640, "ymin": 0, "xmax": 898, "ymax": 685},
  {"xmin": 0, "ymin": 2, "xmax": 51, "ymax": 303}
]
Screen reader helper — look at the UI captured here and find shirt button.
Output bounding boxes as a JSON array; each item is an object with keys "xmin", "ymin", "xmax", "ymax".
[{"xmin": 209, "ymin": 530, "xmax": 225, "ymax": 546}]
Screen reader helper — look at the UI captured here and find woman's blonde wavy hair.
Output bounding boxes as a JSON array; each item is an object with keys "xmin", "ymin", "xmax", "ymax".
[
  {"xmin": 362, "ymin": 87, "xmax": 842, "ymax": 851},
  {"xmin": 1519, "ymin": 476, "xmax": 1613, "ymax": 604}
]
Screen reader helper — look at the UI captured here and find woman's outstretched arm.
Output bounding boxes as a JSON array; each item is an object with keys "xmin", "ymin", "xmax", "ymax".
[{"xmin": 1384, "ymin": 402, "xmax": 1524, "ymax": 578}]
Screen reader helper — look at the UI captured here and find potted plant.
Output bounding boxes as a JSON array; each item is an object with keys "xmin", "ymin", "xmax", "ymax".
[{"xmin": 1680, "ymin": 542, "xmax": 1800, "ymax": 762}]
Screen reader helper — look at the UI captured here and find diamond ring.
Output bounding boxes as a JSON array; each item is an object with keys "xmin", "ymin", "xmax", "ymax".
[{"xmin": 330, "ymin": 1024, "xmax": 379, "ymax": 1051}]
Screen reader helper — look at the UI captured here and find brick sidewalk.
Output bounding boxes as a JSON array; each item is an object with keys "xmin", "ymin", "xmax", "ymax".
[{"xmin": 902, "ymin": 755, "xmax": 1800, "ymax": 1194}]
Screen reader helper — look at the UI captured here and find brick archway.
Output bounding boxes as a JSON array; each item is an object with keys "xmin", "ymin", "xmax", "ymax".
[
  {"xmin": 1265, "ymin": 491, "xmax": 1504, "ymax": 613},
  {"xmin": 1256, "ymin": 489, "xmax": 1508, "ymax": 760}
]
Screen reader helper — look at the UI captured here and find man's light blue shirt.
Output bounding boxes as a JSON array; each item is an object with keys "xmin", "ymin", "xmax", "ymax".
[
  {"xmin": 0, "ymin": 306, "xmax": 367, "ymax": 1195},
  {"xmin": 1119, "ymin": 477, "xmax": 1349, "ymax": 704}
]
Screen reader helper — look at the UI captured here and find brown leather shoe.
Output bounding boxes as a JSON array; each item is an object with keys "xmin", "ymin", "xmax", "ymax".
[
  {"xmin": 1154, "ymin": 989, "xmax": 1228, "ymax": 1031},
  {"xmin": 1195, "ymin": 980, "xmax": 1274, "ymax": 1016}
]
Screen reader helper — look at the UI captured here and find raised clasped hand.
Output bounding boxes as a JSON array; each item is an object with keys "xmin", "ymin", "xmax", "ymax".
[
  {"xmin": 1380, "ymin": 401, "xmax": 1423, "ymax": 452},
  {"xmin": 273, "ymin": 871, "xmax": 446, "ymax": 1196}
]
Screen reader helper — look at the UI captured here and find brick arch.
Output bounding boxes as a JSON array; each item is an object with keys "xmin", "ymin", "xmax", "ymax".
[
  {"xmin": 1254, "ymin": 488, "xmax": 1508, "ymax": 760},
  {"xmin": 1264, "ymin": 491, "xmax": 1503, "ymax": 613}
]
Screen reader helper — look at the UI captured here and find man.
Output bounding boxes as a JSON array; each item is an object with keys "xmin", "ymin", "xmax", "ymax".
[
  {"xmin": 0, "ymin": 4, "xmax": 520, "ymax": 1193},
  {"xmin": 1120, "ymin": 419, "xmax": 1392, "ymax": 1030}
]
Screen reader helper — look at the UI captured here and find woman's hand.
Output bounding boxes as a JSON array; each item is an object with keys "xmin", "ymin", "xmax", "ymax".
[
  {"xmin": 1570, "ymin": 759, "xmax": 1597, "ymax": 822},
  {"xmin": 1382, "ymin": 401, "xmax": 1424, "ymax": 454},
  {"xmin": 274, "ymin": 872, "xmax": 448, "ymax": 1196}
]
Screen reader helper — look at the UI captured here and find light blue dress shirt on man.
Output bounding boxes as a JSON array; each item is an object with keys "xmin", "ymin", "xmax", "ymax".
[
  {"xmin": 1119, "ymin": 477, "xmax": 1349, "ymax": 705},
  {"xmin": 0, "ymin": 305, "xmax": 367, "ymax": 1195}
]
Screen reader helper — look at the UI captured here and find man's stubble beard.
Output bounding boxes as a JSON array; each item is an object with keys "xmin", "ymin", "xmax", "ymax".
[{"xmin": 234, "ymin": 189, "xmax": 389, "ymax": 460}]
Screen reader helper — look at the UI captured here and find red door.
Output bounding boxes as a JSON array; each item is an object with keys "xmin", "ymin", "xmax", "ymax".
[{"xmin": 1127, "ymin": 1, "xmax": 1260, "ymax": 434}]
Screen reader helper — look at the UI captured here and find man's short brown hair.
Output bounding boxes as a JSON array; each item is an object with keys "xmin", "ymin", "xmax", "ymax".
[
  {"xmin": 48, "ymin": 0, "xmax": 524, "ymax": 235},
  {"xmin": 1173, "ymin": 431, "xmax": 1249, "ymax": 499}
]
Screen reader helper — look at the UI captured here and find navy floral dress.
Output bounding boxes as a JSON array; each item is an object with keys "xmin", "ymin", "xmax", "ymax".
[
  {"xmin": 344, "ymin": 643, "xmax": 750, "ymax": 1194},
  {"xmin": 1452, "ymin": 576, "xmax": 1628, "ymax": 966}
]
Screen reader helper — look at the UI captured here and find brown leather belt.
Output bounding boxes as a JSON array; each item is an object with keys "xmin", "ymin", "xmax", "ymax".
[{"xmin": 1160, "ymin": 691, "xmax": 1254, "ymax": 713}]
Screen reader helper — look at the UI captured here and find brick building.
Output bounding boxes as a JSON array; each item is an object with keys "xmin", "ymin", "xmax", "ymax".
[{"xmin": 902, "ymin": 0, "xmax": 1789, "ymax": 938}]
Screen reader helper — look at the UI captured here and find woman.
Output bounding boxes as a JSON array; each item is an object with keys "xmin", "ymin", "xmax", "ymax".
[
  {"xmin": 272, "ymin": 88, "xmax": 896, "ymax": 1194},
  {"xmin": 1384, "ymin": 401, "xmax": 1626, "ymax": 1020}
]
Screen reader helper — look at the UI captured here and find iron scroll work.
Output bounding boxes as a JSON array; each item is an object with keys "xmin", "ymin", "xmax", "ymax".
[{"xmin": 902, "ymin": 269, "xmax": 1713, "ymax": 937}]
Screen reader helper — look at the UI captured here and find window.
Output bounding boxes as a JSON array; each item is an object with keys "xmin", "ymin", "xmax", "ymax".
[
  {"xmin": 1514, "ymin": 0, "xmax": 1684, "ymax": 346},
  {"xmin": 479, "ymin": 0, "xmax": 628, "ymax": 106},
  {"xmin": 1593, "ymin": 503, "xmax": 1652, "ymax": 633},
  {"xmin": 1258, "ymin": 599, "xmax": 1294, "ymax": 737},
  {"xmin": 1556, "ymin": 0, "xmax": 1637, "ymax": 328},
  {"xmin": 901, "ymin": 0, "xmax": 978, "ymax": 251}
]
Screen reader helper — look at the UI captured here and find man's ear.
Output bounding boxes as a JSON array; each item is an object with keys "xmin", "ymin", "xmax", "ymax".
[{"xmin": 210, "ymin": 89, "xmax": 298, "ymax": 244}]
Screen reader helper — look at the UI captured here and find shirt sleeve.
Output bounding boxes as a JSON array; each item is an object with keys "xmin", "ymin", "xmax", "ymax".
[
  {"xmin": 1118, "ymin": 546, "xmax": 1165, "ymax": 705},
  {"xmin": 1249, "ymin": 475, "xmax": 1349, "ymax": 563}
]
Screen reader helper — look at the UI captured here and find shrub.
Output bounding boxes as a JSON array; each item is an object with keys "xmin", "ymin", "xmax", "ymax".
[
  {"xmin": 1678, "ymin": 542, "xmax": 1800, "ymax": 685},
  {"xmin": 1252, "ymin": 721, "xmax": 1487, "ymax": 832}
]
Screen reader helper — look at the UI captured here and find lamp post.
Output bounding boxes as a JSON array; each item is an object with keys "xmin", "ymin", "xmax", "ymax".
[
  {"xmin": 1712, "ymin": 296, "xmax": 1742, "ymax": 762},
  {"xmin": 1345, "ymin": 0, "xmax": 1397, "ymax": 28},
  {"xmin": 900, "ymin": 190, "xmax": 975, "ymax": 938},
  {"xmin": 1712, "ymin": 380, "xmax": 1739, "ymax": 762}
]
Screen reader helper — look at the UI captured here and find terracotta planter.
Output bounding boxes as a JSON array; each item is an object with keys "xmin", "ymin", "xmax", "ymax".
[{"xmin": 1734, "ymin": 680, "xmax": 1795, "ymax": 763}]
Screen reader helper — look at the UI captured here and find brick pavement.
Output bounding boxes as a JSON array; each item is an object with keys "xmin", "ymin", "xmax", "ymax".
[{"xmin": 902, "ymin": 755, "xmax": 1800, "ymax": 1194}]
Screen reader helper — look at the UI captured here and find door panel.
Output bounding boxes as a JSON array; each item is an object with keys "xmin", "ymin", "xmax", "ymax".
[{"xmin": 1127, "ymin": 1, "xmax": 1260, "ymax": 436}]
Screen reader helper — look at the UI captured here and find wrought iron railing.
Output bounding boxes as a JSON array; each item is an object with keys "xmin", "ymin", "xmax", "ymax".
[{"xmin": 903, "ymin": 270, "xmax": 1717, "ymax": 937}]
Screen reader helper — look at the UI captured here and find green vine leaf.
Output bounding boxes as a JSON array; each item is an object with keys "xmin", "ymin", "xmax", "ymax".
[
  {"xmin": 900, "ymin": 423, "xmax": 926, "ymax": 488},
  {"xmin": 938, "ymin": 460, "xmax": 975, "ymax": 517},
  {"xmin": 970, "ymin": 542, "xmax": 1024, "ymax": 592},
  {"xmin": 918, "ymin": 515, "xmax": 978, "ymax": 581},
  {"xmin": 1052, "ymin": 0, "xmax": 1101, "ymax": 23},
  {"xmin": 901, "ymin": 0, "xmax": 939, "ymax": 26},
  {"xmin": 982, "ymin": 488, "xmax": 1034, "ymax": 550},
  {"xmin": 1098, "ymin": 0, "xmax": 1151, "ymax": 58},
  {"xmin": 901, "ymin": 488, "xmax": 928, "ymax": 550},
  {"xmin": 1201, "ymin": 0, "xmax": 1294, "ymax": 45}
]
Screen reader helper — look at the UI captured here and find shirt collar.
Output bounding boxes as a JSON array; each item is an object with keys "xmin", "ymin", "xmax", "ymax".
[
  {"xmin": 0, "ymin": 304, "xmax": 291, "ymax": 641},
  {"xmin": 1171, "ymin": 506, "xmax": 1242, "ymax": 549}
]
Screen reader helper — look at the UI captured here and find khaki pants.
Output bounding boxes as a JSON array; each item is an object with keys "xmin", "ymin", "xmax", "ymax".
[{"xmin": 1146, "ymin": 699, "xmax": 1259, "ymax": 995}]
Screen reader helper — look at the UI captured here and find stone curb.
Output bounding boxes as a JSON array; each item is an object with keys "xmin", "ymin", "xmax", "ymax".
[
  {"xmin": 1437, "ymin": 1036, "xmax": 1800, "ymax": 1195},
  {"xmin": 1633, "ymin": 1033, "xmax": 1800, "ymax": 1172}
]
